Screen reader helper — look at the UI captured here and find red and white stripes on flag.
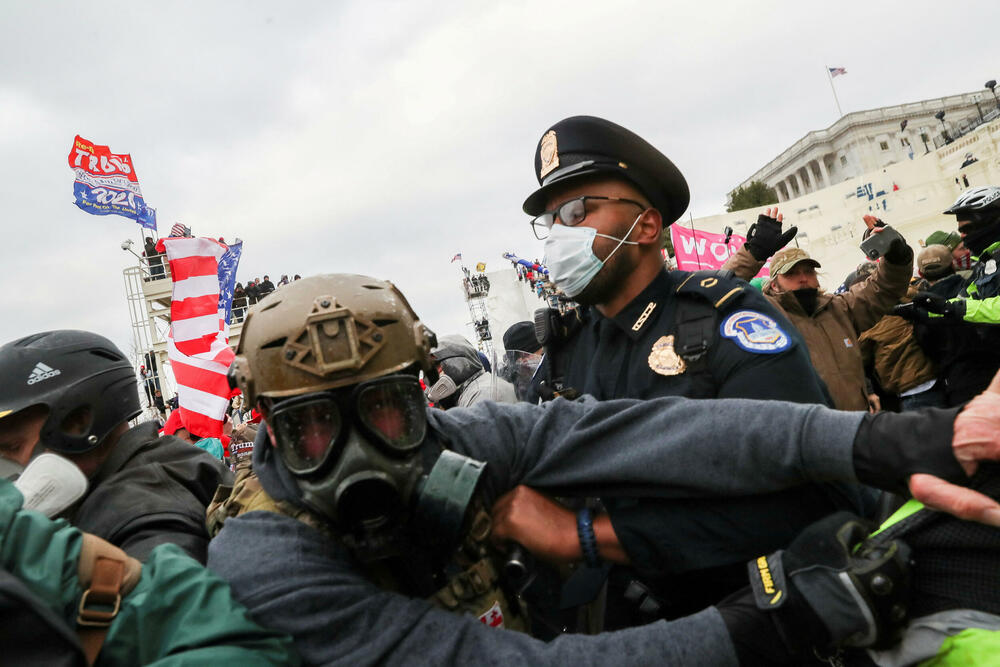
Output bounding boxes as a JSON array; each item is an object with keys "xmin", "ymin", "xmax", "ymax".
[{"xmin": 156, "ymin": 236, "xmax": 235, "ymax": 438}]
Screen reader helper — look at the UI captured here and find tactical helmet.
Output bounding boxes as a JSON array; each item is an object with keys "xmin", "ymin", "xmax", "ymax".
[
  {"xmin": 0, "ymin": 330, "xmax": 141, "ymax": 454},
  {"xmin": 943, "ymin": 186, "xmax": 1000, "ymax": 216},
  {"xmin": 232, "ymin": 274, "xmax": 438, "ymax": 406}
]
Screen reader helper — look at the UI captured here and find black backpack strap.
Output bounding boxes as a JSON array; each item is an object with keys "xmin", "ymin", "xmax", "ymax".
[
  {"xmin": 533, "ymin": 307, "xmax": 584, "ymax": 401},
  {"xmin": 673, "ymin": 270, "xmax": 747, "ymax": 368}
]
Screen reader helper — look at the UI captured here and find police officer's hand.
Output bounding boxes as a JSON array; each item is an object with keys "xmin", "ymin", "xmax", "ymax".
[
  {"xmin": 911, "ymin": 292, "xmax": 966, "ymax": 322},
  {"xmin": 745, "ymin": 208, "xmax": 798, "ymax": 261},
  {"xmin": 490, "ymin": 486, "xmax": 629, "ymax": 565}
]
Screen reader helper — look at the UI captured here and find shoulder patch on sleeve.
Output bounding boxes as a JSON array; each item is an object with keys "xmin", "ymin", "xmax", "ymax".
[
  {"xmin": 720, "ymin": 310, "xmax": 792, "ymax": 354},
  {"xmin": 676, "ymin": 270, "xmax": 746, "ymax": 309}
]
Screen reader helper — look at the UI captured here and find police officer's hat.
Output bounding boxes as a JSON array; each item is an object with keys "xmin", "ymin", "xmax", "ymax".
[{"xmin": 522, "ymin": 116, "xmax": 690, "ymax": 226}]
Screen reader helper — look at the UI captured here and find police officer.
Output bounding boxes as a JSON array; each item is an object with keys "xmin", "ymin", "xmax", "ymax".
[
  {"xmin": 901, "ymin": 186, "xmax": 1000, "ymax": 406},
  {"xmin": 517, "ymin": 116, "xmax": 859, "ymax": 623},
  {"xmin": 524, "ymin": 116, "xmax": 827, "ymax": 404},
  {"xmin": 203, "ymin": 272, "xmax": 982, "ymax": 665}
]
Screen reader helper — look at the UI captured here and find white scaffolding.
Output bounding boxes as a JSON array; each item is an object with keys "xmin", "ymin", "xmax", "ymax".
[
  {"xmin": 462, "ymin": 267, "xmax": 494, "ymax": 358},
  {"xmin": 122, "ymin": 261, "xmax": 175, "ymax": 423}
]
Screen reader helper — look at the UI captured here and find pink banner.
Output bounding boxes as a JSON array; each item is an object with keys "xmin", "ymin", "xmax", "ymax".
[{"xmin": 670, "ymin": 226, "xmax": 770, "ymax": 277}]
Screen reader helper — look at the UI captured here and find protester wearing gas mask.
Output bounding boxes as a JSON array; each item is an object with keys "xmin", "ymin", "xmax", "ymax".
[
  {"xmin": 204, "ymin": 272, "xmax": 1000, "ymax": 666},
  {"xmin": 425, "ymin": 334, "xmax": 517, "ymax": 407},
  {"xmin": 724, "ymin": 210, "xmax": 913, "ymax": 412},
  {"xmin": 897, "ymin": 186, "xmax": 1000, "ymax": 406},
  {"xmin": 0, "ymin": 330, "xmax": 232, "ymax": 563}
]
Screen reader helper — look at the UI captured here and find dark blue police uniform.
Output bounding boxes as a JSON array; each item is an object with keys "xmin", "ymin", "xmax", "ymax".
[
  {"xmin": 521, "ymin": 114, "xmax": 870, "ymax": 628},
  {"xmin": 559, "ymin": 268, "xmax": 830, "ymax": 402},
  {"xmin": 540, "ymin": 268, "xmax": 868, "ymax": 623}
]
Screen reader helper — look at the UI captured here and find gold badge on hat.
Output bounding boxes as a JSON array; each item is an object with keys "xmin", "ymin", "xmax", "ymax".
[
  {"xmin": 648, "ymin": 335, "xmax": 686, "ymax": 376},
  {"xmin": 539, "ymin": 130, "xmax": 560, "ymax": 178}
]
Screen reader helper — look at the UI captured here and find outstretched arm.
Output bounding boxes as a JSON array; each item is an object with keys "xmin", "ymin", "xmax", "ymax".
[
  {"xmin": 431, "ymin": 375, "xmax": 1000, "ymax": 527},
  {"xmin": 431, "ymin": 394, "xmax": 863, "ymax": 503}
]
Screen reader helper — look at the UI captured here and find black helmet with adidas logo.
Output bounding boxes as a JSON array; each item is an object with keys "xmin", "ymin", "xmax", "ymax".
[{"xmin": 0, "ymin": 330, "xmax": 141, "ymax": 454}]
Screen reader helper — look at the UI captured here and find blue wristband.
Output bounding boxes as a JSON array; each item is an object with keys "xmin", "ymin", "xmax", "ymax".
[{"xmin": 577, "ymin": 508, "xmax": 601, "ymax": 568}]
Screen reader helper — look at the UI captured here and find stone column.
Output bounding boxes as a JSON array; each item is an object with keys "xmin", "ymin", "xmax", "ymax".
[
  {"xmin": 793, "ymin": 170, "xmax": 806, "ymax": 198},
  {"xmin": 816, "ymin": 157, "xmax": 831, "ymax": 189},
  {"xmin": 785, "ymin": 176, "xmax": 797, "ymax": 199},
  {"xmin": 773, "ymin": 182, "xmax": 786, "ymax": 202}
]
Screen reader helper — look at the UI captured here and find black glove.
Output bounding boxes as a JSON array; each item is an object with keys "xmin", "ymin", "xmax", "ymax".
[
  {"xmin": 892, "ymin": 301, "xmax": 935, "ymax": 324},
  {"xmin": 745, "ymin": 214, "xmax": 798, "ymax": 261},
  {"xmin": 740, "ymin": 513, "xmax": 911, "ymax": 656},
  {"xmin": 883, "ymin": 234, "xmax": 914, "ymax": 265},
  {"xmin": 892, "ymin": 302, "xmax": 917, "ymax": 321},
  {"xmin": 911, "ymin": 292, "xmax": 966, "ymax": 322}
]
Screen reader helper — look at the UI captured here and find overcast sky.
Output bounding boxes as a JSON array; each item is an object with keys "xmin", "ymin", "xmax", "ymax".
[{"xmin": 2, "ymin": 1, "xmax": 997, "ymax": 360}]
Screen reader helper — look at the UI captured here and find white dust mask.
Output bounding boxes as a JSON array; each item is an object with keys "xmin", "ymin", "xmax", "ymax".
[{"xmin": 543, "ymin": 211, "xmax": 642, "ymax": 297}]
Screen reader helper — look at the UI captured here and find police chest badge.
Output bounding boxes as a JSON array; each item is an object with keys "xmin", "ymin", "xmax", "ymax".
[
  {"xmin": 720, "ymin": 310, "xmax": 791, "ymax": 354},
  {"xmin": 648, "ymin": 335, "xmax": 686, "ymax": 376}
]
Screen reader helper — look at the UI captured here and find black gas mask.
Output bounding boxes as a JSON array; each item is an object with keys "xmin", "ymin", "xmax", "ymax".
[{"xmin": 268, "ymin": 374, "xmax": 485, "ymax": 561}]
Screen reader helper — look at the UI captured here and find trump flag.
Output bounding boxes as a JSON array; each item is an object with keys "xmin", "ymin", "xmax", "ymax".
[{"xmin": 68, "ymin": 135, "xmax": 156, "ymax": 230}]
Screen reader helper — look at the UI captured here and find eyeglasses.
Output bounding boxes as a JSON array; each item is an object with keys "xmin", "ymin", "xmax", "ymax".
[{"xmin": 529, "ymin": 196, "xmax": 646, "ymax": 240}]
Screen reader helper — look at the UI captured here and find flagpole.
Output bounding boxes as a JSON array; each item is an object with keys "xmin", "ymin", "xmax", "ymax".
[
  {"xmin": 688, "ymin": 212, "xmax": 702, "ymax": 269},
  {"xmin": 826, "ymin": 66, "xmax": 844, "ymax": 118}
]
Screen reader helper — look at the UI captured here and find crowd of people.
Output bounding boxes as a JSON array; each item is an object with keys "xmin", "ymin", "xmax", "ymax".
[
  {"xmin": 1, "ymin": 114, "xmax": 999, "ymax": 665},
  {"xmin": 141, "ymin": 234, "xmax": 300, "ymax": 323},
  {"xmin": 231, "ymin": 275, "xmax": 301, "ymax": 322}
]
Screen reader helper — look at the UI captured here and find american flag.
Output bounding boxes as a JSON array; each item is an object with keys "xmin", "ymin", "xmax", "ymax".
[
  {"xmin": 155, "ymin": 236, "xmax": 235, "ymax": 439},
  {"xmin": 169, "ymin": 222, "xmax": 192, "ymax": 237},
  {"xmin": 829, "ymin": 67, "xmax": 847, "ymax": 78},
  {"xmin": 451, "ymin": 252, "xmax": 462, "ymax": 263}
]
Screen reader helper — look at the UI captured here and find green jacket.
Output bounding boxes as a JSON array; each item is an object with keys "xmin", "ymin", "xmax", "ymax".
[
  {"xmin": 0, "ymin": 479, "xmax": 298, "ymax": 665},
  {"xmin": 960, "ymin": 241, "xmax": 1000, "ymax": 324}
]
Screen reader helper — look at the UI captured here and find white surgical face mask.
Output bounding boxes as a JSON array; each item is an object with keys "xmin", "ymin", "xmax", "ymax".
[{"xmin": 543, "ymin": 211, "xmax": 642, "ymax": 297}]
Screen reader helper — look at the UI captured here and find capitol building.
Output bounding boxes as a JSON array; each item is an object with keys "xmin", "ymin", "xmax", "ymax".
[
  {"xmin": 692, "ymin": 89, "xmax": 1000, "ymax": 287},
  {"xmin": 740, "ymin": 89, "xmax": 998, "ymax": 200}
]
